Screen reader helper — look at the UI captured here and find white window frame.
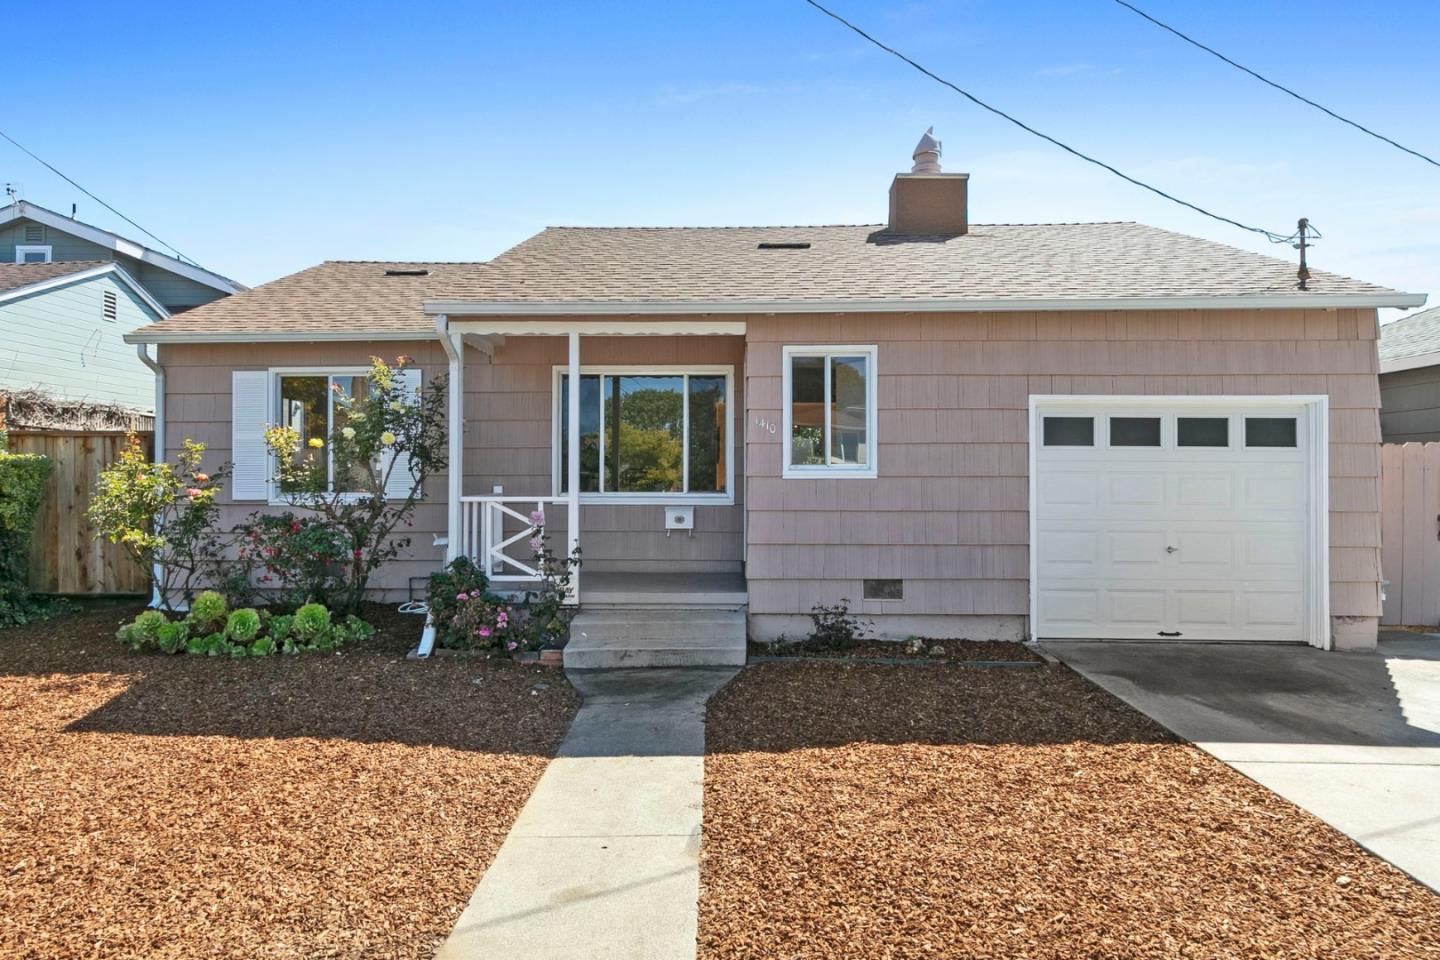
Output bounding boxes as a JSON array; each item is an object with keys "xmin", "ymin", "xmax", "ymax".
[
  {"xmin": 550, "ymin": 364, "xmax": 735, "ymax": 506},
  {"xmin": 781, "ymin": 344, "xmax": 879, "ymax": 480},
  {"xmin": 1028, "ymin": 394, "xmax": 1330, "ymax": 649},
  {"xmin": 268, "ymin": 366, "xmax": 373, "ymax": 505},
  {"xmin": 15, "ymin": 244, "xmax": 52, "ymax": 264}
]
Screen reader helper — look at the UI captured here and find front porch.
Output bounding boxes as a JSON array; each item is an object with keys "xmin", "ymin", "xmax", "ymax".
[{"xmin": 431, "ymin": 318, "xmax": 751, "ymax": 665}]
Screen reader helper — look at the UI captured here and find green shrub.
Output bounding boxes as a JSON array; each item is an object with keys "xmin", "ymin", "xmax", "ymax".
[
  {"xmin": 268, "ymin": 614, "xmax": 294, "ymax": 644},
  {"xmin": 250, "ymin": 636, "xmax": 277, "ymax": 657},
  {"xmin": 292, "ymin": 603, "xmax": 331, "ymax": 641},
  {"xmin": 224, "ymin": 608, "xmax": 262, "ymax": 643},
  {"xmin": 156, "ymin": 621, "xmax": 189, "ymax": 655},
  {"xmin": 117, "ymin": 610, "xmax": 170, "ymax": 650},
  {"xmin": 805, "ymin": 600, "xmax": 871, "ymax": 652},
  {"xmin": 0, "ymin": 449, "xmax": 54, "ymax": 628},
  {"xmin": 188, "ymin": 591, "xmax": 228, "ymax": 633}
]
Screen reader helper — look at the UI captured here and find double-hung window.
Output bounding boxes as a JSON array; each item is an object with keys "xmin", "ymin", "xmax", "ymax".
[
  {"xmin": 556, "ymin": 367, "xmax": 733, "ymax": 501},
  {"xmin": 276, "ymin": 372, "xmax": 370, "ymax": 495},
  {"xmin": 782, "ymin": 345, "xmax": 877, "ymax": 478}
]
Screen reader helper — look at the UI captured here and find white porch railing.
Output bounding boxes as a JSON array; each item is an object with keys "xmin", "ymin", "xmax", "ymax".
[{"xmin": 459, "ymin": 496, "xmax": 576, "ymax": 598}]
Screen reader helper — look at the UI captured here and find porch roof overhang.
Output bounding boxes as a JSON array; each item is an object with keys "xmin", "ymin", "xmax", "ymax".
[{"xmin": 444, "ymin": 317, "xmax": 747, "ymax": 336}]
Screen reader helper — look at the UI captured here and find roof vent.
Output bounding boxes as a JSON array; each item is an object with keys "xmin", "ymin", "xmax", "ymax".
[
  {"xmin": 384, "ymin": 268, "xmax": 429, "ymax": 277},
  {"xmin": 756, "ymin": 242, "xmax": 811, "ymax": 250}
]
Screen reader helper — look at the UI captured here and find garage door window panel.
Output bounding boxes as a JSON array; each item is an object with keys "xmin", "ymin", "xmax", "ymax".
[
  {"xmin": 1043, "ymin": 416, "xmax": 1094, "ymax": 446},
  {"xmin": 1109, "ymin": 416, "xmax": 1161, "ymax": 447},
  {"xmin": 1246, "ymin": 417, "xmax": 1298, "ymax": 448},
  {"xmin": 1178, "ymin": 417, "xmax": 1230, "ymax": 448}
]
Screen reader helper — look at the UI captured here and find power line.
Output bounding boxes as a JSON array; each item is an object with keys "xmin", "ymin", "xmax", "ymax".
[
  {"xmin": 1113, "ymin": 0, "xmax": 1440, "ymax": 170},
  {"xmin": 0, "ymin": 127, "xmax": 202, "ymax": 265},
  {"xmin": 800, "ymin": 0, "xmax": 1295, "ymax": 243}
]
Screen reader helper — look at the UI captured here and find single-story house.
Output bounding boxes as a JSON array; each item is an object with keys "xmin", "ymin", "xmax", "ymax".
[
  {"xmin": 1378, "ymin": 305, "xmax": 1440, "ymax": 442},
  {"xmin": 123, "ymin": 133, "xmax": 1426, "ymax": 658}
]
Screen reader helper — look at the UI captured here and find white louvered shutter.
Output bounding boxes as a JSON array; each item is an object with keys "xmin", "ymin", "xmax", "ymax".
[
  {"xmin": 231, "ymin": 371, "xmax": 271, "ymax": 501},
  {"xmin": 383, "ymin": 368, "xmax": 423, "ymax": 500}
]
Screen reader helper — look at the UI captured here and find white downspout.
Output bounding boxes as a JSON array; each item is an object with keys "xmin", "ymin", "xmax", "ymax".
[
  {"xmin": 413, "ymin": 314, "xmax": 462, "ymax": 659},
  {"xmin": 136, "ymin": 344, "xmax": 166, "ymax": 609}
]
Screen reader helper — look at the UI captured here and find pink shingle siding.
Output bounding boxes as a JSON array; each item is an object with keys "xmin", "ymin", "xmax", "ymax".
[{"xmin": 743, "ymin": 308, "xmax": 1383, "ymax": 639}]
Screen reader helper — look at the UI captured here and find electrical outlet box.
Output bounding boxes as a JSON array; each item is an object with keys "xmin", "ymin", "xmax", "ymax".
[{"xmin": 665, "ymin": 505, "xmax": 694, "ymax": 530}]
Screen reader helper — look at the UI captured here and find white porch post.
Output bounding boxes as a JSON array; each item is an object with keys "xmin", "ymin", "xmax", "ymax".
[
  {"xmin": 445, "ymin": 321, "xmax": 464, "ymax": 564},
  {"xmin": 566, "ymin": 330, "xmax": 581, "ymax": 601}
]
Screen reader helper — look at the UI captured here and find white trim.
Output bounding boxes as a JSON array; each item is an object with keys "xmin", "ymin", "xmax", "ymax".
[
  {"xmin": 1, "ymin": 201, "xmax": 242, "ymax": 295},
  {"xmin": 428, "ymin": 292, "xmax": 1426, "ymax": 317},
  {"xmin": 125, "ymin": 329, "xmax": 427, "ymax": 344},
  {"xmin": 1379, "ymin": 349, "xmax": 1440, "ymax": 374},
  {"xmin": 550, "ymin": 364, "xmax": 737, "ymax": 504},
  {"xmin": 137, "ymin": 344, "xmax": 166, "ymax": 608},
  {"xmin": 14, "ymin": 244, "xmax": 51, "ymax": 263},
  {"xmin": 780, "ymin": 344, "xmax": 879, "ymax": 480},
  {"xmin": 0, "ymin": 262, "xmax": 170, "ymax": 318},
  {"xmin": 1026, "ymin": 394, "xmax": 1331, "ymax": 650},
  {"xmin": 449, "ymin": 318, "xmax": 747, "ymax": 336}
]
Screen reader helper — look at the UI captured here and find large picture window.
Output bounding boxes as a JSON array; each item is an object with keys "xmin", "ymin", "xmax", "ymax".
[
  {"xmin": 782, "ymin": 345, "xmax": 877, "ymax": 478},
  {"xmin": 557, "ymin": 368, "xmax": 732, "ymax": 500},
  {"xmin": 277, "ymin": 372, "xmax": 369, "ymax": 494}
]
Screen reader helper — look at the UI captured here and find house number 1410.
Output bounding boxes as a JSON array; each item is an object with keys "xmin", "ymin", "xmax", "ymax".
[{"xmin": 752, "ymin": 416, "xmax": 777, "ymax": 434}]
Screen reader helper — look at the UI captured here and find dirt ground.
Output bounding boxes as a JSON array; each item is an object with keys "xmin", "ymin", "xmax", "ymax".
[
  {"xmin": 699, "ymin": 660, "xmax": 1440, "ymax": 960},
  {"xmin": 0, "ymin": 603, "xmax": 579, "ymax": 960}
]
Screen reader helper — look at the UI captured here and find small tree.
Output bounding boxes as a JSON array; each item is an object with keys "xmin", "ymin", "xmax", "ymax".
[
  {"xmin": 88, "ymin": 436, "xmax": 227, "ymax": 609},
  {"xmin": 264, "ymin": 355, "xmax": 447, "ymax": 614}
]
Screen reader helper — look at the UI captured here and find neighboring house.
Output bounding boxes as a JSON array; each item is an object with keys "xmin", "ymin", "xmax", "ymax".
[
  {"xmin": 0, "ymin": 261, "xmax": 169, "ymax": 412},
  {"xmin": 1378, "ymin": 305, "xmax": 1440, "ymax": 442},
  {"xmin": 0, "ymin": 200, "xmax": 242, "ymax": 413},
  {"xmin": 124, "ymin": 133, "xmax": 1425, "ymax": 655}
]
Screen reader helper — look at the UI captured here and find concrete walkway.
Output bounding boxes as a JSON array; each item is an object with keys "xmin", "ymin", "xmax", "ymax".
[
  {"xmin": 437, "ymin": 667, "xmax": 738, "ymax": 960},
  {"xmin": 1048, "ymin": 636, "xmax": 1440, "ymax": 890}
]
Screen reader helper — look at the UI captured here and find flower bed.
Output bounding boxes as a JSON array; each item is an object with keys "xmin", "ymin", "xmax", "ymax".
[{"xmin": 115, "ymin": 590, "xmax": 373, "ymax": 657}]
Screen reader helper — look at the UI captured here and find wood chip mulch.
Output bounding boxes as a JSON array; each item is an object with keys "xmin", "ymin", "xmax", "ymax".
[
  {"xmin": 0, "ymin": 603, "xmax": 580, "ymax": 960},
  {"xmin": 699, "ymin": 661, "xmax": 1440, "ymax": 959},
  {"xmin": 752, "ymin": 638, "xmax": 1042, "ymax": 663}
]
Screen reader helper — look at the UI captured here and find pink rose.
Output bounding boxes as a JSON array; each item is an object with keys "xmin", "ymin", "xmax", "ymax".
[
  {"xmin": 477, "ymin": 627, "xmax": 491, "ymax": 638},
  {"xmin": 506, "ymin": 641, "xmax": 517, "ymax": 652},
  {"xmin": 184, "ymin": 487, "xmax": 203, "ymax": 499},
  {"xmin": 455, "ymin": 592, "xmax": 468, "ymax": 601},
  {"xmin": 529, "ymin": 510, "xmax": 545, "ymax": 524}
]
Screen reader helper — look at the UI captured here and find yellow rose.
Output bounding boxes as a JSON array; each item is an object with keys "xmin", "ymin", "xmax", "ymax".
[
  {"xmin": 380, "ymin": 431, "xmax": 396, "ymax": 445},
  {"xmin": 307, "ymin": 437, "xmax": 324, "ymax": 449}
]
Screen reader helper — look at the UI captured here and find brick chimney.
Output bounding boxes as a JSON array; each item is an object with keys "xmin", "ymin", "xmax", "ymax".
[{"xmin": 887, "ymin": 127, "xmax": 969, "ymax": 235}]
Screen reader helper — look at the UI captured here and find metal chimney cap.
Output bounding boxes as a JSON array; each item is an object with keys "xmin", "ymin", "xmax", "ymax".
[{"xmin": 911, "ymin": 126, "xmax": 942, "ymax": 174}]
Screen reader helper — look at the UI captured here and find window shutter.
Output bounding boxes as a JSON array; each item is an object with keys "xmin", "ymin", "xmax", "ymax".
[
  {"xmin": 231, "ymin": 371, "xmax": 271, "ymax": 501},
  {"xmin": 383, "ymin": 368, "xmax": 423, "ymax": 500}
]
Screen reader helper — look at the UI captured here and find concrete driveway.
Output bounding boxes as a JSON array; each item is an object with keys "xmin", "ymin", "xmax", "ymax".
[{"xmin": 1047, "ymin": 634, "xmax": 1440, "ymax": 891}]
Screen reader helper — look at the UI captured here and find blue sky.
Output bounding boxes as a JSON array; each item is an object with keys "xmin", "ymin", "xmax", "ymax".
[{"xmin": 6, "ymin": 1, "xmax": 1438, "ymax": 321}]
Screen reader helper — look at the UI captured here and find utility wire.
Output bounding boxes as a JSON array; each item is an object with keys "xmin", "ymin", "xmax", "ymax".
[
  {"xmin": 801, "ymin": 0, "xmax": 1295, "ymax": 243},
  {"xmin": 1113, "ymin": 0, "xmax": 1440, "ymax": 170},
  {"xmin": 0, "ymin": 127, "xmax": 202, "ymax": 265}
]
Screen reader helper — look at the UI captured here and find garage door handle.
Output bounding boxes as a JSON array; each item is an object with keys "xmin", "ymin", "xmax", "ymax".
[
  {"xmin": 1158, "ymin": 631, "xmax": 1182, "ymax": 637},
  {"xmin": 1165, "ymin": 546, "xmax": 1178, "ymax": 553}
]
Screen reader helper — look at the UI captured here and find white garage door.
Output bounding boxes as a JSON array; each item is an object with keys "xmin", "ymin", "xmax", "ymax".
[{"xmin": 1033, "ymin": 402, "xmax": 1316, "ymax": 641}]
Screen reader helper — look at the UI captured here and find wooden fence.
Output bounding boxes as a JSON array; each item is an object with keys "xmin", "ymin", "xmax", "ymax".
[
  {"xmin": 8, "ymin": 431, "xmax": 151, "ymax": 595},
  {"xmin": 1380, "ymin": 442, "xmax": 1440, "ymax": 626}
]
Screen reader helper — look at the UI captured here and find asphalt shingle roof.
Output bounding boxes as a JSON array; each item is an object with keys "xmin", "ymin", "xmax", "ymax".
[
  {"xmin": 127, "ymin": 221, "xmax": 1414, "ymax": 340},
  {"xmin": 0, "ymin": 260, "xmax": 110, "ymax": 295},
  {"xmin": 1380, "ymin": 305, "xmax": 1440, "ymax": 363},
  {"xmin": 126, "ymin": 261, "xmax": 487, "ymax": 337},
  {"xmin": 440, "ymin": 222, "xmax": 1399, "ymax": 305}
]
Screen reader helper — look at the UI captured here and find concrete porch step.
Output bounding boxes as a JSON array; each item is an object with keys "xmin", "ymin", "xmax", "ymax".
[{"xmin": 565, "ymin": 608, "xmax": 747, "ymax": 669}]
